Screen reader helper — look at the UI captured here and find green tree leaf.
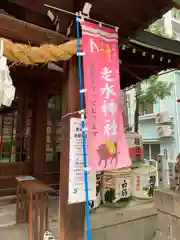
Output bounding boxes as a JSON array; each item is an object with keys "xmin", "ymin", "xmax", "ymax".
[{"xmin": 134, "ymin": 75, "xmax": 173, "ymax": 132}]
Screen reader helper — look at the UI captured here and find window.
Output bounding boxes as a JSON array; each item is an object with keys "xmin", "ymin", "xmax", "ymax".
[
  {"xmin": 45, "ymin": 95, "xmax": 61, "ymax": 162},
  {"xmin": 143, "ymin": 143, "xmax": 160, "ymax": 160},
  {"xmin": 139, "ymin": 103, "xmax": 154, "ymax": 116},
  {"xmin": 0, "ymin": 97, "xmax": 33, "ymax": 163}
]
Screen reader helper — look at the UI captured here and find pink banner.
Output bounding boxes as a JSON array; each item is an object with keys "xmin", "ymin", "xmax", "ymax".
[{"xmin": 81, "ymin": 21, "xmax": 131, "ymax": 171}]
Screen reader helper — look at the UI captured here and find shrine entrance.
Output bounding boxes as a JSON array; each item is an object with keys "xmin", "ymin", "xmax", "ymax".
[{"xmin": 0, "ymin": 69, "xmax": 62, "ymax": 197}]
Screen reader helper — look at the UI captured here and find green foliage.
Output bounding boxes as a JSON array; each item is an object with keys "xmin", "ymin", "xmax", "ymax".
[
  {"xmin": 133, "ymin": 75, "xmax": 173, "ymax": 132},
  {"xmin": 147, "ymin": 20, "xmax": 175, "ymax": 40},
  {"xmin": 137, "ymin": 75, "xmax": 173, "ymax": 112},
  {"xmin": 148, "ymin": 23, "xmax": 165, "ymax": 37}
]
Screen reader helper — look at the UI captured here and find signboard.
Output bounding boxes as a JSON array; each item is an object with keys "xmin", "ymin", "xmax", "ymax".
[
  {"xmin": 68, "ymin": 118, "xmax": 96, "ymax": 204},
  {"xmin": 81, "ymin": 21, "xmax": 131, "ymax": 171}
]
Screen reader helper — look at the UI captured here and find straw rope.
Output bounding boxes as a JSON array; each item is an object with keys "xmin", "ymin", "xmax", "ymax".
[{"xmin": 3, "ymin": 38, "xmax": 78, "ymax": 64}]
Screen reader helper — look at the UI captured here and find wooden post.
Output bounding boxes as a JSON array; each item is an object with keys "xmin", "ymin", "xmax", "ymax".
[
  {"xmin": 60, "ymin": 58, "xmax": 85, "ymax": 240},
  {"xmin": 32, "ymin": 83, "xmax": 48, "ymax": 179}
]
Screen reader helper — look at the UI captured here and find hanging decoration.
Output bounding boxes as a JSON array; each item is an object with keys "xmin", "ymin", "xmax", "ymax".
[
  {"xmin": 1, "ymin": 35, "xmax": 174, "ymax": 66},
  {"xmin": 3, "ymin": 38, "xmax": 77, "ymax": 64},
  {"xmin": 81, "ymin": 21, "xmax": 131, "ymax": 171},
  {"xmin": 0, "ymin": 39, "xmax": 15, "ymax": 107}
]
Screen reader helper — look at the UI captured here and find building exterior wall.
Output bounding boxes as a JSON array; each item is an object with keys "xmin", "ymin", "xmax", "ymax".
[{"xmin": 128, "ymin": 71, "xmax": 180, "ymax": 162}]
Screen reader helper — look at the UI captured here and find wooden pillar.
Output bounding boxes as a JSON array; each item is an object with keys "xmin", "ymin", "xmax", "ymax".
[
  {"xmin": 32, "ymin": 82, "xmax": 48, "ymax": 179},
  {"xmin": 60, "ymin": 58, "xmax": 85, "ymax": 240}
]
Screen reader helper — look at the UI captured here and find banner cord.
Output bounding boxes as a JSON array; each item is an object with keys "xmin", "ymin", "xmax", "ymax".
[
  {"xmin": 45, "ymin": 4, "xmax": 119, "ymax": 30},
  {"xmin": 75, "ymin": 16, "xmax": 92, "ymax": 240}
]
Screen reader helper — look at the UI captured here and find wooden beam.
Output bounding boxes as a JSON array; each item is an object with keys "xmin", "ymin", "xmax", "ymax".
[
  {"xmin": 122, "ymin": 64, "xmax": 167, "ymax": 69},
  {"xmin": 24, "ymin": 8, "xmax": 55, "ymax": 30},
  {"xmin": 8, "ymin": 0, "xmax": 75, "ymax": 36},
  {"xmin": 60, "ymin": 58, "xmax": 85, "ymax": 240},
  {"xmin": 0, "ymin": 13, "xmax": 68, "ymax": 45},
  {"xmin": 122, "ymin": 67, "xmax": 143, "ymax": 82},
  {"xmin": 10, "ymin": 65, "xmax": 64, "ymax": 81},
  {"xmin": 8, "ymin": 0, "xmax": 74, "ymax": 15}
]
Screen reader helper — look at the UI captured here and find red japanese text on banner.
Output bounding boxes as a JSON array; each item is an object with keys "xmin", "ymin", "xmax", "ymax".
[{"xmin": 81, "ymin": 21, "xmax": 131, "ymax": 171}]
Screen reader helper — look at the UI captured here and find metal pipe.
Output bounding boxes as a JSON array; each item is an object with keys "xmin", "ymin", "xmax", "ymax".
[{"xmin": 44, "ymin": 4, "xmax": 119, "ymax": 30}]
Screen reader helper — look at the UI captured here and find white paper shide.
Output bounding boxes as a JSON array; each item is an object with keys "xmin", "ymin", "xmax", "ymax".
[
  {"xmin": 0, "ymin": 39, "xmax": 15, "ymax": 107},
  {"xmin": 68, "ymin": 118, "xmax": 96, "ymax": 204}
]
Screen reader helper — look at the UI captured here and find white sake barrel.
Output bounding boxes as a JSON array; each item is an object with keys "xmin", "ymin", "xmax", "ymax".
[
  {"xmin": 89, "ymin": 172, "xmax": 102, "ymax": 210},
  {"xmin": 132, "ymin": 164, "xmax": 157, "ymax": 199},
  {"xmin": 102, "ymin": 168, "xmax": 131, "ymax": 206}
]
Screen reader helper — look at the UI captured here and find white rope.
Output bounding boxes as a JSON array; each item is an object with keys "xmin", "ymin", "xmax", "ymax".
[{"xmin": 61, "ymin": 109, "xmax": 86, "ymax": 119}]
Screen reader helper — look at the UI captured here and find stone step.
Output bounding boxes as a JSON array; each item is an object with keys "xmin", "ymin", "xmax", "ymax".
[
  {"xmin": 0, "ymin": 195, "xmax": 16, "ymax": 206},
  {"xmin": 0, "ymin": 204, "xmax": 16, "ymax": 228},
  {"xmin": 0, "ymin": 213, "xmax": 16, "ymax": 228}
]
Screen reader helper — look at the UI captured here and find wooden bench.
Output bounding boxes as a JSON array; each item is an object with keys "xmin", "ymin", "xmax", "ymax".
[{"xmin": 16, "ymin": 177, "xmax": 54, "ymax": 240}]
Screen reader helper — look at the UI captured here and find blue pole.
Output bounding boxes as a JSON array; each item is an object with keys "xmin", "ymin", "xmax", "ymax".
[{"xmin": 75, "ymin": 15, "xmax": 92, "ymax": 240}]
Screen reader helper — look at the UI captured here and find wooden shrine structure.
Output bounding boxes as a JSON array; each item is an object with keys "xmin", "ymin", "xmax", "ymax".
[{"xmin": 1, "ymin": 0, "xmax": 180, "ymax": 240}]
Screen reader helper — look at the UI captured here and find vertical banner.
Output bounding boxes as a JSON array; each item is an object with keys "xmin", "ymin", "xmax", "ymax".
[{"xmin": 81, "ymin": 21, "xmax": 131, "ymax": 171}]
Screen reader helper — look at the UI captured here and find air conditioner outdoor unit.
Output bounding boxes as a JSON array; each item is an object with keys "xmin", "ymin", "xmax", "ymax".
[
  {"xmin": 156, "ymin": 125, "xmax": 173, "ymax": 137},
  {"xmin": 155, "ymin": 113, "xmax": 162, "ymax": 124},
  {"xmin": 155, "ymin": 111, "xmax": 171, "ymax": 124},
  {"xmin": 160, "ymin": 111, "xmax": 171, "ymax": 123}
]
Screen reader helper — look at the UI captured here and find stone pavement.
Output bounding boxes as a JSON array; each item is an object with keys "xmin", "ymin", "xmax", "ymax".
[
  {"xmin": 0, "ymin": 198, "xmax": 59, "ymax": 239},
  {"xmin": 0, "ymin": 204, "xmax": 16, "ymax": 227},
  {"xmin": 0, "ymin": 224, "xmax": 29, "ymax": 239},
  {"xmin": 0, "ymin": 198, "xmax": 157, "ymax": 240}
]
